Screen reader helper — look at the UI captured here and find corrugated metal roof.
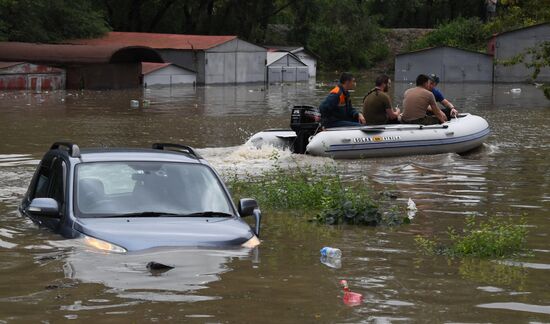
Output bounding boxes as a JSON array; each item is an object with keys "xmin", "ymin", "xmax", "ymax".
[
  {"xmin": 396, "ymin": 45, "xmax": 492, "ymax": 57},
  {"xmin": 494, "ymin": 22, "xmax": 550, "ymax": 38},
  {"xmin": 142, "ymin": 62, "xmax": 171, "ymax": 74},
  {"xmin": 0, "ymin": 62, "xmax": 23, "ymax": 69},
  {"xmin": 266, "ymin": 52, "xmax": 307, "ymax": 66},
  {"xmin": 0, "ymin": 42, "xmax": 164, "ymax": 64},
  {"xmin": 265, "ymin": 45, "xmax": 320, "ymax": 59},
  {"xmin": 265, "ymin": 45, "xmax": 302, "ymax": 52},
  {"xmin": 70, "ymin": 32, "xmax": 237, "ymax": 50},
  {"xmin": 141, "ymin": 62, "xmax": 195, "ymax": 75}
]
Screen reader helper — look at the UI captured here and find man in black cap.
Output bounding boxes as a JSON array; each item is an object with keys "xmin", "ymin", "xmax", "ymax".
[{"xmin": 427, "ymin": 74, "xmax": 458, "ymax": 120}]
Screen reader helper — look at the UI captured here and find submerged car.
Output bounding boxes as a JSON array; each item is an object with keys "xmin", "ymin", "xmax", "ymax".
[{"xmin": 19, "ymin": 142, "xmax": 261, "ymax": 252}]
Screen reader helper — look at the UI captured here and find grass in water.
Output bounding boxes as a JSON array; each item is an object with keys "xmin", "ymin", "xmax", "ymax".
[
  {"xmin": 227, "ymin": 164, "xmax": 408, "ymax": 227},
  {"xmin": 415, "ymin": 216, "xmax": 528, "ymax": 258}
]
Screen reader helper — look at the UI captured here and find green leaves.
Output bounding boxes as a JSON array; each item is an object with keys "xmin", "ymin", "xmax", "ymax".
[
  {"xmin": 416, "ymin": 216, "xmax": 529, "ymax": 258},
  {"xmin": 0, "ymin": 0, "xmax": 109, "ymax": 42},
  {"xmin": 409, "ymin": 17, "xmax": 490, "ymax": 52},
  {"xmin": 227, "ymin": 164, "xmax": 409, "ymax": 227}
]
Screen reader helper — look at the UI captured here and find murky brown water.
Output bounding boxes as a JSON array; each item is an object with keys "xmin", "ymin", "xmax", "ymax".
[{"xmin": 0, "ymin": 80, "xmax": 549, "ymax": 323}]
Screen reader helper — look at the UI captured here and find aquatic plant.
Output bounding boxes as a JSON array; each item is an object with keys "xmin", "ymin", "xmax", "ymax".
[
  {"xmin": 226, "ymin": 164, "xmax": 408, "ymax": 227},
  {"xmin": 415, "ymin": 216, "xmax": 528, "ymax": 258}
]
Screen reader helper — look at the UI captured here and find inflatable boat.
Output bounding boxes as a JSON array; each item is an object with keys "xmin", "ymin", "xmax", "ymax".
[{"xmin": 246, "ymin": 106, "xmax": 490, "ymax": 159}]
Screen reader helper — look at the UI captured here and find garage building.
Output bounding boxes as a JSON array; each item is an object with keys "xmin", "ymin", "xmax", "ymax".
[
  {"xmin": 266, "ymin": 52, "xmax": 308, "ymax": 83},
  {"xmin": 142, "ymin": 63, "xmax": 196, "ymax": 88},
  {"xmin": 394, "ymin": 46, "xmax": 493, "ymax": 83},
  {"xmin": 0, "ymin": 62, "xmax": 65, "ymax": 91},
  {"xmin": 0, "ymin": 42, "xmax": 164, "ymax": 89},
  {"xmin": 70, "ymin": 32, "xmax": 267, "ymax": 85},
  {"xmin": 489, "ymin": 23, "xmax": 550, "ymax": 83}
]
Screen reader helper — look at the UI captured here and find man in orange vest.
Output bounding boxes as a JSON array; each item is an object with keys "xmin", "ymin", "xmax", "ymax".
[{"xmin": 319, "ymin": 72, "xmax": 366, "ymax": 128}]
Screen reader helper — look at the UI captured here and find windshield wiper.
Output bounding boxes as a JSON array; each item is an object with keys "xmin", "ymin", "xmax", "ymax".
[
  {"xmin": 108, "ymin": 211, "xmax": 184, "ymax": 218},
  {"xmin": 182, "ymin": 211, "xmax": 234, "ymax": 217}
]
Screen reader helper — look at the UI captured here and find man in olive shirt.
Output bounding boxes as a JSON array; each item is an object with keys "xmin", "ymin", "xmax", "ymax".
[
  {"xmin": 402, "ymin": 74, "xmax": 447, "ymax": 125},
  {"xmin": 362, "ymin": 74, "xmax": 400, "ymax": 125}
]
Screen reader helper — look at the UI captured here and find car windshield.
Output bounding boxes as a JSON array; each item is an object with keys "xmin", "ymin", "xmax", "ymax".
[{"xmin": 75, "ymin": 161, "xmax": 234, "ymax": 218}]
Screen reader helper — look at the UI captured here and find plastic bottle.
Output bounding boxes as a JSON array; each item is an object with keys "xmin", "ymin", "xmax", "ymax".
[
  {"xmin": 320, "ymin": 247, "xmax": 342, "ymax": 258},
  {"xmin": 320, "ymin": 255, "xmax": 342, "ymax": 269}
]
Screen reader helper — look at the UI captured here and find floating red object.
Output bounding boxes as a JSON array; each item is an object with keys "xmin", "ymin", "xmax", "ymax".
[{"xmin": 340, "ymin": 280, "xmax": 363, "ymax": 306}]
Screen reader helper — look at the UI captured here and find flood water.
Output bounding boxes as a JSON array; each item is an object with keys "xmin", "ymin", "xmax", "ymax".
[{"xmin": 0, "ymin": 80, "xmax": 549, "ymax": 323}]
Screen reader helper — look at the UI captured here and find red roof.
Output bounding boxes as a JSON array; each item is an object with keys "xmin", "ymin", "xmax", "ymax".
[
  {"xmin": 70, "ymin": 32, "xmax": 237, "ymax": 50},
  {"xmin": 0, "ymin": 61, "xmax": 23, "ymax": 69},
  {"xmin": 0, "ymin": 42, "xmax": 164, "ymax": 64}
]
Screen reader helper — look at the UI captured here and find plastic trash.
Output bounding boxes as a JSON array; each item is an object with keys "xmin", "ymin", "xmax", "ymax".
[
  {"xmin": 320, "ymin": 255, "xmax": 342, "ymax": 269},
  {"xmin": 130, "ymin": 100, "xmax": 139, "ymax": 108},
  {"xmin": 407, "ymin": 198, "xmax": 417, "ymax": 219},
  {"xmin": 407, "ymin": 198, "xmax": 417, "ymax": 211},
  {"xmin": 340, "ymin": 280, "xmax": 363, "ymax": 306},
  {"xmin": 142, "ymin": 99, "xmax": 150, "ymax": 107},
  {"xmin": 320, "ymin": 247, "xmax": 342, "ymax": 258},
  {"xmin": 510, "ymin": 88, "xmax": 522, "ymax": 94}
]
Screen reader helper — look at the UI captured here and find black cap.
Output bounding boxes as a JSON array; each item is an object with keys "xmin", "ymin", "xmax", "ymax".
[{"xmin": 428, "ymin": 73, "xmax": 440, "ymax": 84}]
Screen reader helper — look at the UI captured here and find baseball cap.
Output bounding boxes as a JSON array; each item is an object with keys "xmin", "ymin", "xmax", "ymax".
[{"xmin": 428, "ymin": 74, "xmax": 440, "ymax": 84}]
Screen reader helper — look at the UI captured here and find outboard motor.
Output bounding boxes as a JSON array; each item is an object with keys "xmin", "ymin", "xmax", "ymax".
[{"xmin": 290, "ymin": 105, "xmax": 321, "ymax": 154}]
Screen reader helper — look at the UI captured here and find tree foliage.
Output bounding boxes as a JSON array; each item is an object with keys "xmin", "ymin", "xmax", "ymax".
[
  {"xmin": 0, "ymin": 0, "xmax": 109, "ymax": 42},
  {"xmin": 409, "ymin": 17, "xmax": 490, "ymax": 51},
  {"xmin": 1, "ymin": 0, "xmax": 548, "ymax": 70},
  {"xmin": 409, "ymin": 0, "xmax": 550, "ymax": 53},
  {"xmin": 369, "ymin": 0, "xmax": 486, "ymax": 28}
]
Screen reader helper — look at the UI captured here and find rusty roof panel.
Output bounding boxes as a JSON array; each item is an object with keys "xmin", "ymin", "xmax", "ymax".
[
  {"xmin": 0, "ymin": 62, "xmax": 23, "ymax": 69},
  {"xmin": 70, "ymin": 32, "xmax": 237, "ymax": 50},
  {"xmin": 0, "ymin": 42, "xmax": 164, "ymax": 64}
]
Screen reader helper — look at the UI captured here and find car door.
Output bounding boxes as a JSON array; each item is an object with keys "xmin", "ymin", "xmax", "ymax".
[{"xmin": 27, "ymin": 155, "xmax": 66, "ymax": 230}]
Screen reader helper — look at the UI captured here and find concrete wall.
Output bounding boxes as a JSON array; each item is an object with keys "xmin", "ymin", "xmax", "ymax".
[
  {"xmin": 144, "ymin": 65, "xmax": 196, "ymax": 87},
  {"xmin": 0, "ymin": 63, "xmax": 65, "ymax": 90},
  {"xmin": 66, "ymin": 63, "xmax": 140, "ymax": 89},
  {"xmin": 494, "ymin": 24, "xmax": 550, "ymax": 83},
  {"xmin": 395, "ymin": 47, "xmax": 493, "ymax": 83}
]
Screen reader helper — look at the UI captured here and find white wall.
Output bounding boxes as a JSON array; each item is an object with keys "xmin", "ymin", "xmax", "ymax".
[
  {"xmin": 144, "ymin": 65, "xmax": 196, "ymax": 87},
  {"xmin": 205, "ymin": 39, "xmax": 267, "ymax": 84},
  {"xmin": 293, "ymin": 50, "xmax": 317, "ymax": 78}
]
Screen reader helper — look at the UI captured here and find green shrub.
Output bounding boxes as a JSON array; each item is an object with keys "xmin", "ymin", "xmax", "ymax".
[
  {"xmin": 226, "ymin": 164, "xmax": 407, "ymax": 227},
  {"xmin": 416, "ymin": 216, "xmax": 528, "ymax": 258},
  {"xmin": 409, "ymin": 17, "xmax": 490, "ymax": 52}
]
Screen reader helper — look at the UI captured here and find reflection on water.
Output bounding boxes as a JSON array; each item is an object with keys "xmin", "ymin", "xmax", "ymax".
[
  {"xmin": 0, "ymin": 82, "xmax": 549, "ymax": 322},
  {"xmin": 459, "ymin": 258, "xmax": 528, "ymax": 289},
  {"xmin": 63, "ymin": 246, "xmax": 254, "ymax": 302}
]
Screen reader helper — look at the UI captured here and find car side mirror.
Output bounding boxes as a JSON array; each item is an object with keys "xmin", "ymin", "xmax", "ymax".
[
  {"xmin": 239, "ymin": 198, "xmax": 258, "ymax": 217},
  {"xmin": 239, "ymin": 198, "xmax": 261, "ymax": 237},
  {"xmin": 27, "ymin": 198, "xmax": 60, "ymax": 217}
]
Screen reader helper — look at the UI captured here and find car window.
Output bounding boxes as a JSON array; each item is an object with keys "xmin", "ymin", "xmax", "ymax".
[
  {"xmin": 78, "ymin": 163, "xmax": 137, "ymax": 195},
  {"xmin": 32, "ymin": 157, "xmax": 65, "ymax": 206},
  {"xmin": 33, "ymin": 159, "xmax": 54, "ymax": 199},
  {"xmin": 49, "ymin": 160, "xmax": 65, "ymax": 204},
  {"xmin": 75, "ymin": 162, "xmax": 234, "ymax": 217}
]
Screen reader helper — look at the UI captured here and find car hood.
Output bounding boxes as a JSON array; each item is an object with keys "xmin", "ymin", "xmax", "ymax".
[{"xmin": 73, "ymin": 217, "xmax": 255, "ymax": 251}]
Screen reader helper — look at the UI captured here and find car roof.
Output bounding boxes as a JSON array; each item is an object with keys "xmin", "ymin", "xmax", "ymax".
[{"xmin": 50, "ymin": 148, "xmax": 204, "ymax": 164}]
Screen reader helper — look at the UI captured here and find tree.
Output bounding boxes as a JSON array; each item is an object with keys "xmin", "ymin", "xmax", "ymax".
[
  {"xmin": 0, "ymin": 0, "xmax": 108, "ymax": 42},
  {"xmin": 500, "ymin": 41, "xmax": 550, "ymax": 99}
]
